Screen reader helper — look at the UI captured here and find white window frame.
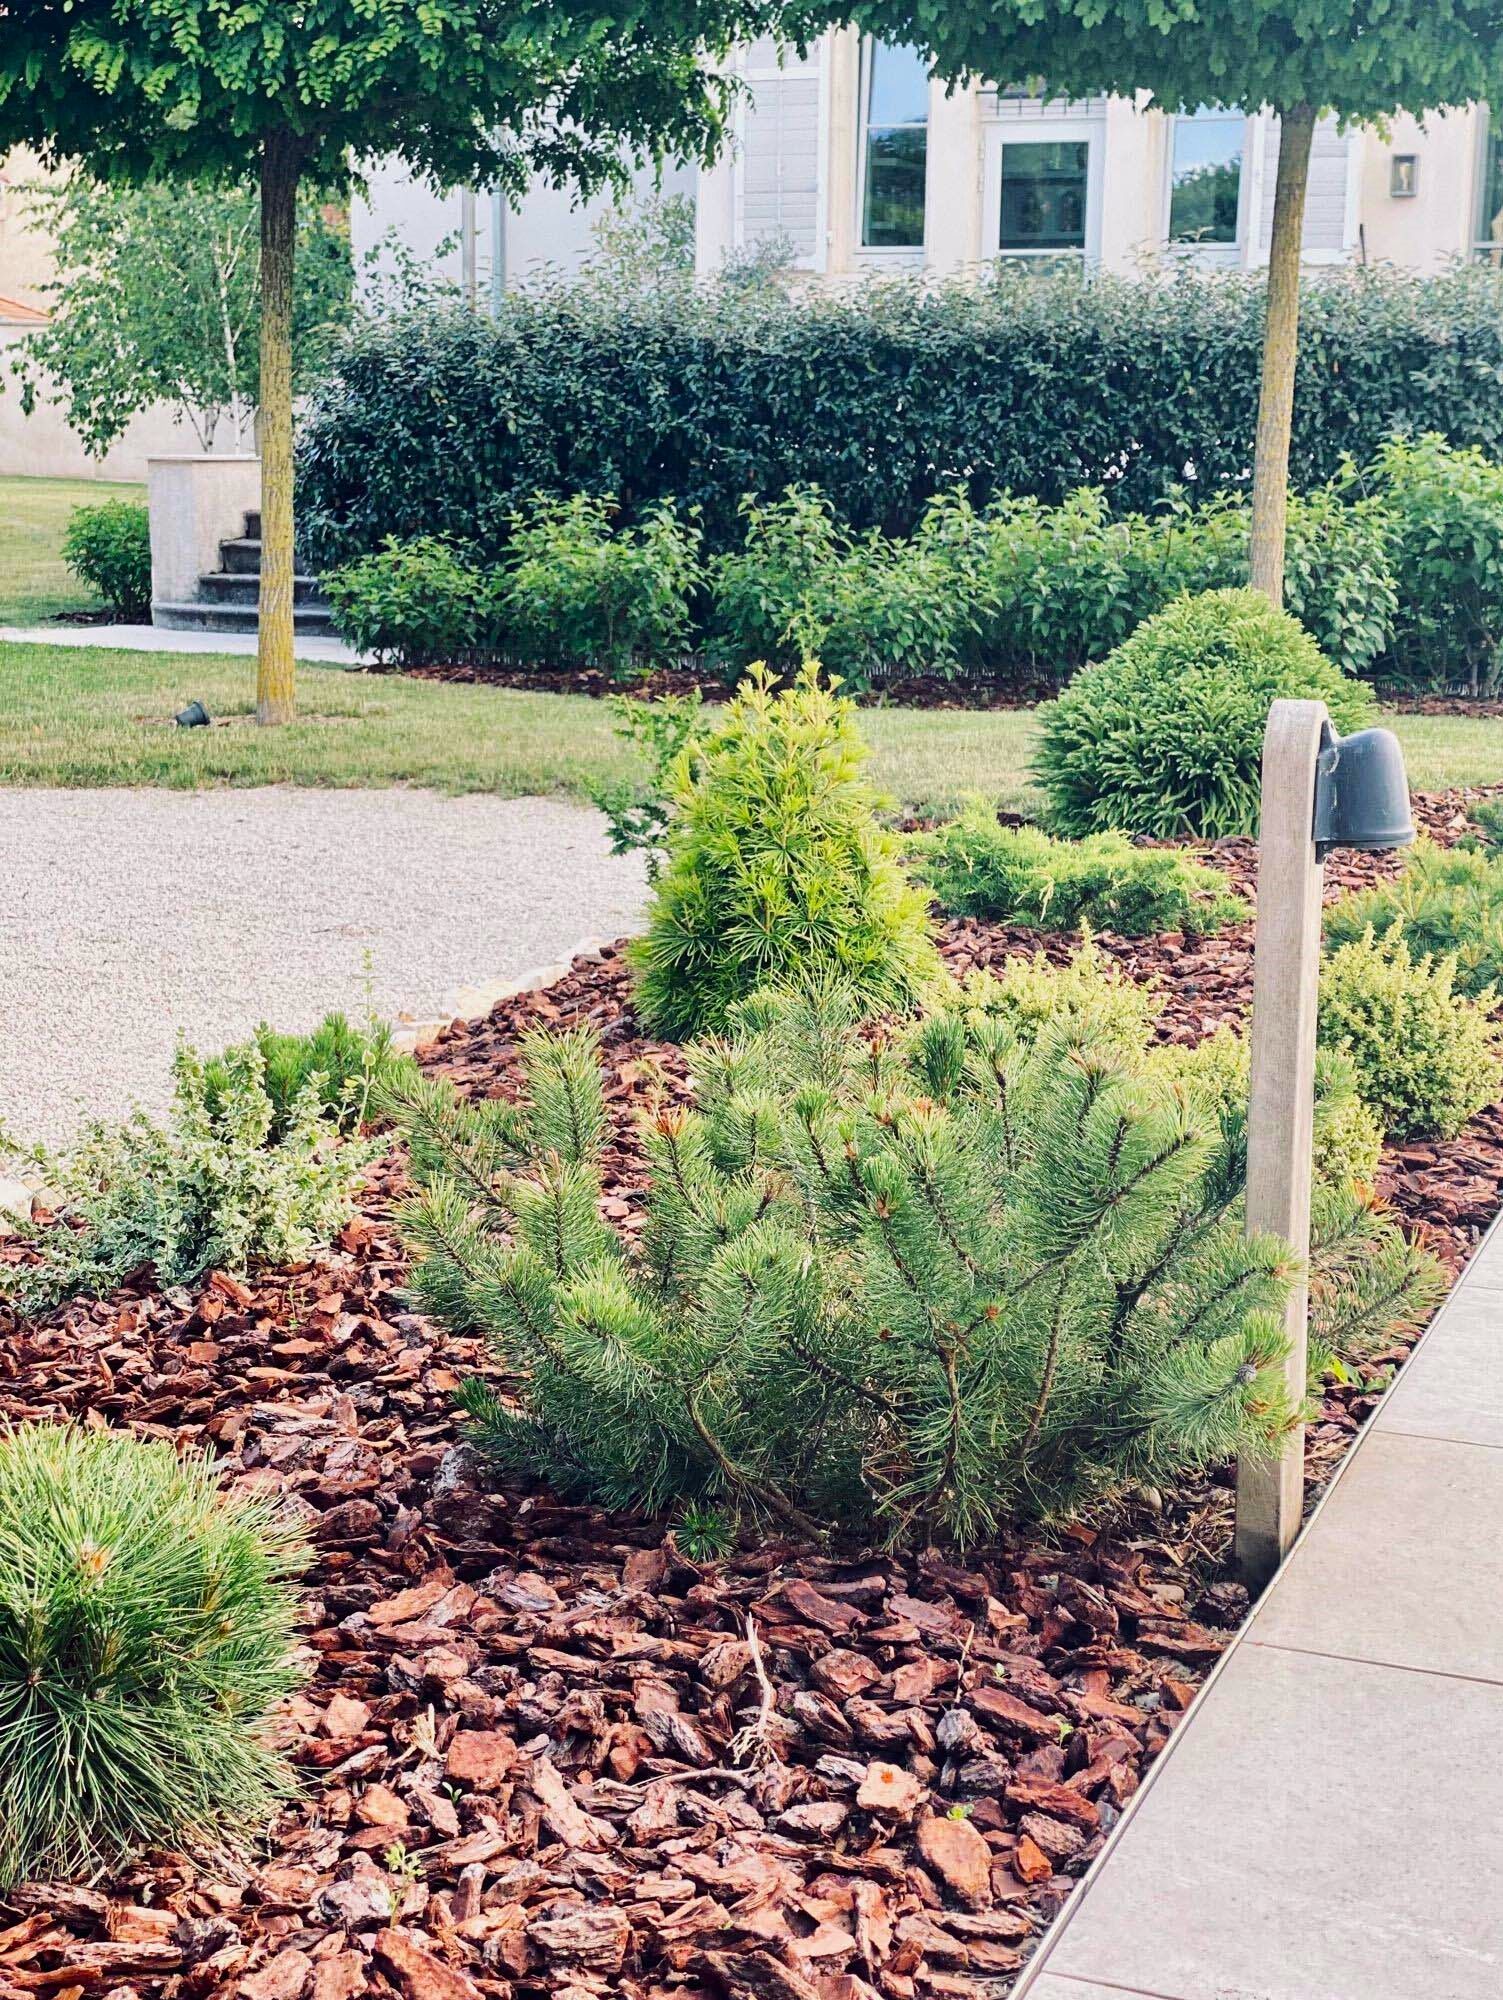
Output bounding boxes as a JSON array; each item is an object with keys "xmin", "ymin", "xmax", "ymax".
[
  {"xmin": 981, "ymin": 115, "xmax": 1104, "ymax": 264},
  {"xmin": 855, "ymin": 36, "xmax": 930, "ymax": 260},
  {"xmin": 1160, "ymin": 108, "xmax": 1255, "ymax": 266}
]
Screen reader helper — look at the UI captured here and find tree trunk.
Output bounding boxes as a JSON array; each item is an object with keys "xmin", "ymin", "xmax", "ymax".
[
  {"xmin": 1248, "ymin": 101, "xmax": 1316, "ymax": 607},
  {"xmin": 257, "ymin": 132, "xmax": 302, "ymax": 726}
]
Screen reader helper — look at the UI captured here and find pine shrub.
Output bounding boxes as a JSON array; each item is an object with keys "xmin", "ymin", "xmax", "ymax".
[
  {"xmin": 1034, "ymin": 589, "xmax": 1375, "ymax": 840},
  {"xmin": 1319, "ymin": 926, "xmax": 1502, "ymax": 1139},
  {"xmin": 0, "ymin": 1424, "xmax": 304, "ymax": 1887},
  {"xmin": 394, "ymin": 976, "xmax": 1437, "ymax": 1545},
  {"xmin": 629, "ymin": 663, "xmax": 942, "ymax": 1040},
  {"xmin": 1324, "ymin": 841, "xmax": 1503, "ymax": 1002},
  {"xmin": 1, "ymin": 1041, "xmax": 380, "ymax": 1313},
  {"xmin": 911, "ymin": 807, "xmax": 1246, "ymax": 936}
]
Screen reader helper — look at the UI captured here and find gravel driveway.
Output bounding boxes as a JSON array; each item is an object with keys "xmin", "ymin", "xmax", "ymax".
[{"xmin": 0, "ymin": 788, "xmax": 647, "ymax": 1146}]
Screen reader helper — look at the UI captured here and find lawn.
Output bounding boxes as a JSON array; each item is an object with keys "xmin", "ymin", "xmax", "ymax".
[
  {"xmin": 0, "ymin": 475, "xmax": 146, "ymax": 625},
  {"xmin": 0, "ymin": 638, "xmax": 1499, "ymax": 811}
]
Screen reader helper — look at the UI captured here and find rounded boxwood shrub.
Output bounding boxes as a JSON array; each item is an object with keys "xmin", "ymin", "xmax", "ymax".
[
  {"xmin": 1319, "ymin": 925, "xmax": 1502, "ymax": 1139},
  {"xmin": 1035, "ymin": 589, "xmax": 1375, "ymax": 840},
  {"xmin": 0, "ymin": 1425, "xmax": 305, "ymax": 1887},
  {"xmin": 61, "ymin": 500, "xmax": 151, "ymax": 621},
  {"xmin": 630, "ymin": 663, "xmax": 943, "ymax": 1039}
]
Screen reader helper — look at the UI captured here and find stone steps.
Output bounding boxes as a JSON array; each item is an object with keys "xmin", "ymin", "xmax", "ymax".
[{"xmin": 154, "ymin": 508, "xmax": 333, "ymax": 635}]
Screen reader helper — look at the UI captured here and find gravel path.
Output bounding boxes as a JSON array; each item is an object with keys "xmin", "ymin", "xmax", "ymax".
[{"xmin": 0, "ymin": 788, "xmax": 647, "ymax": 1145}]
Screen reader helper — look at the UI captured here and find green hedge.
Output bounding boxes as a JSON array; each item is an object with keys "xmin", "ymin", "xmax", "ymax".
[{"xmin": 298, "ymin": 264, "xmax": 1503, "ymax": 570}]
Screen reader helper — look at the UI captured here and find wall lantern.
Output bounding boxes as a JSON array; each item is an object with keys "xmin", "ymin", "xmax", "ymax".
[
  {"xmin": 1312, "ymin": 721, "xmax": 1416, "ymax": 858},
  {"xmin": 1390, "ymin": 154, "xmax": 1419, "ymax": 198},
  {"xmin": 1234, "ymin": 701, "xmax": 1413, "ymax": 1586}
]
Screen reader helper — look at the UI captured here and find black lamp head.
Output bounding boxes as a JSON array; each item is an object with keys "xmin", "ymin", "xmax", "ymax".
[
  {"xmin": 174, "ymin": 700, "xmax": 210, "ymax": 729},
  {"xmin": 1312, "ymin": 720, "xmax": 1415, "ymax": 859}
]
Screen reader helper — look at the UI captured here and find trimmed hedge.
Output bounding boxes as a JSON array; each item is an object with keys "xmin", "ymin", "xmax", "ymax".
[{"xmin": 298, "ymin": 264, "xmax": 1503, "ymax": 570}]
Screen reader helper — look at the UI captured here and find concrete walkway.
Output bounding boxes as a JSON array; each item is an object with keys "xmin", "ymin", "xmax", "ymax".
[
  {"xmin": 1015, "ymin": 1217, "xmax": 1503, "ymax": 2000},
  {"xmin": 0, "ymin": 788, "xmax": 646, "ymax": 1146},
  {"xmin": 0, "ymin": 622, "xmax": 366, "ymax": 665}
]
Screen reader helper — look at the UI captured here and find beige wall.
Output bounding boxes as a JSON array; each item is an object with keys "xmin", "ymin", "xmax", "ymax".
[
  {"xmin": 697, "ymin": 53, "xmax": 1490, "ymax": 282},
  {"xmin": 0, "ymin": 145, "xmax": 224, "ymax": 482},
  {"xmin": 1360, "ymin": 106, "xmax": 1481, "ymax": 270}
]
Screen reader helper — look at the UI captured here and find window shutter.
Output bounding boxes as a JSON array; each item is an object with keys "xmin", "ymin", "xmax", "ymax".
[
  {"xmin": 737, "ymin": 42, "xmax": 824, "ymax": 268},
  {"xmin": 1257, "ymin": 113, "xmax": 1355, "ymax": 258}
]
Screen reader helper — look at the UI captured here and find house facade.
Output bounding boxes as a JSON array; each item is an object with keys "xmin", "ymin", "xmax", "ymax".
[{"xmin": 694, "ymin": 29, "xmax": 1501, "ymax": 281}]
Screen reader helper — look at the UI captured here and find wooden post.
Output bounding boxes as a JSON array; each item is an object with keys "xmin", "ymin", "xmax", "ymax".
[{"xmin": 1234, "ymin": 698, "xmax": 1327, "ymax": 1586}]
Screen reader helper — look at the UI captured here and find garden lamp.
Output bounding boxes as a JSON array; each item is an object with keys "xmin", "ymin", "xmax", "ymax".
[
  {"xmin": 1312, "ymin": 721, "xmax": 1416, "ymax": 858},
  {"xmin": 1234, "ymin": 700, "xmax": 1413, "ymax": 1588},
  {"xmin": 174, "ymin": 700, "xmax": 210, "ymax": 728}
]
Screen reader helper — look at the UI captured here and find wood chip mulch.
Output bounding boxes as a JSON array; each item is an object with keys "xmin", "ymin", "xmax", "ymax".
[{"xmin": 0, "ymin": 786, "xmax": 1500, "ymax": 2000}]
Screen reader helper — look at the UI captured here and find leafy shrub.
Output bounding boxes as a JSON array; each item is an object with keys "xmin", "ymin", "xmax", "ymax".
[
  {"xmin": 1325, "ymin": 841, "xmax": 1503, "ymax": 1001},
  {"xmin": 1, "ymin": 1040, "xmax": 380, "ymax": 1312},
  {"xmin": 630, "ymin": 663, "xmax": 942, "ymax": 1039},
  {"xmin": 1154, "ymin": 1027, "xmax": 1385, "ymax": 1191},
  {"xmin": 1319, "ymin": 926, "xmax": 1502, "ymax": 1139},
  {"xmin": 1035, "ymin": 589, "xmax": 1376, "ymax": 840},
  {"xmin": 587, "ymin": 692, "xmax": 710, "ymax": 880},
  {"xmin": 0, "ymin": 1424, "xmax": 304, "ymax": 1887},
  {"xmin": 324, "ymin": 534, "xmax": 487, "ymax": 666},
  {"xmin": 708, "ymin": 487, "xmax": 965, "ymax": 689},
  {"xmin": 62, "ymin": 500, "xmax": 151, "ymax": 620},
  {"xmin": 1280, "ymin": 488, "xmax": 1400, "ymax": 683},
  {"xmin": 297, "ymin": 265, "xmax": 1503, "ymax": 571},
  {"xmin": 911, "ymin": 807, "xmax": 1246, "ymax": 936},
  {"xmin": 204, "ymin": 1011, "xmax": 417, "ymax": 1139},
  {"xmin": 707, "ymin": 482, "xmax": 1394, "ymax": 690},
  {"xmin": 1365, "ymin": 434, "xmax": 1503, "ymax": 693},
  {"xmin": 499, "ymin": 494, "xmax": 701, "ymax": 675},
  {"xmin": 395, "ymin": 982, "xmax": 1437, "ymax": 1544}
]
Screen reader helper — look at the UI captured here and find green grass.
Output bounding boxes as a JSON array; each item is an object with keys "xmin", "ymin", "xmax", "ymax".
[
  {"xmin": 0, "ymin": 638, "xmax": 1497, "ymax": 811},
  {"xmin": 0, "ymin": 475, "xmax": 146, "ymax": 625}
]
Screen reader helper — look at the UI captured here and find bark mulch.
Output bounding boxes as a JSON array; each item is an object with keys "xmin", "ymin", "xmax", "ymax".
[
  {"xmin": 376, "ymin": 658, "xmax": 1503, "ymax": 716},
  {"xmin": 375, "ymin": 664, "xmax": 1056, "ymax": 712},
  {"xmin": 1, "ymin": 786, "xmax": 1500, "ymax": 2000}
]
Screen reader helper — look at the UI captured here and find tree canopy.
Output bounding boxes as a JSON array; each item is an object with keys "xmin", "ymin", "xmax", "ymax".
[
  {"xmin": 0, "ymin": 0, "xmax": 814, "ymax": 194},
  {"xmin": 842, "ymin": 0, "xmax": 1503, "ymax": 122}
]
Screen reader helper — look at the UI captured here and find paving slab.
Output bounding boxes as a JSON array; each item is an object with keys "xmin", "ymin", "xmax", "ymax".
[
  {"xmin": 1034, "ymin": 1644, "xmax": 1503, "ymax": 2000},
  {"xmin": 1249, "ymin": 1427, "xmax": 1503, "ymax": 1678},
  {"xmin": 1014, "ymin": 1219, "xmax": 1503, "ymax": 2000},
  {"xmin": 1025, "ymin": 1980, "xmax": 1186, "ymax": 2000},
  {"xmin": 1373, "ymin": 1290, "xmax": 1503, "ymax": 1450},
  {"xmin": 0, "ymin": 622, "xmax": 365, "ymax": 664}
]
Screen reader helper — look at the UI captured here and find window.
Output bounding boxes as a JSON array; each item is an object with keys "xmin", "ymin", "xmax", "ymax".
[
  {"xmin": 859, "ymin": 40, "xmax": 929, "ymax": 248},
  {"xmin": 1476, "ymin": 108, "xmax": 1503, "ymax": 264},
  {"xmin": 1168, "ymin": 107, "xmax": 1245, "ymax": 246},
  {"xmin": 999, "ymin": 139, "xmax": 1090, "ymax": 254}
]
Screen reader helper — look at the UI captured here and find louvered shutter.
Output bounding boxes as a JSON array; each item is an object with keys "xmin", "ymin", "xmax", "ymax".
[
  {"xmin": 1258, "ymin": 113, "xmax": 1355, "ymax": 258},
  {"xmin": 736, "ymin": 39, "xmax": 824, "ymax": 268}
]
